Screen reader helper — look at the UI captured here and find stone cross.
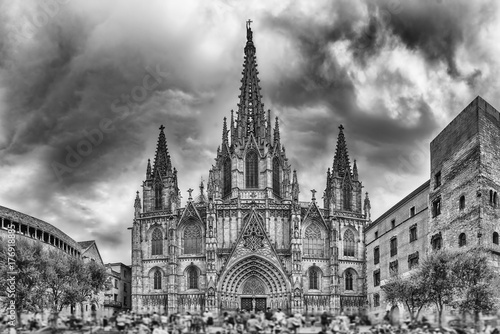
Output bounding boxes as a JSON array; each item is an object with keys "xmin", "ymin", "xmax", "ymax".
[
  {"xmin": 311, "ymin": 189, "xmax": 317, "ymax": 201},
  {"xmin": 246, "ymin": 19, "xmax": 253, "ymax": 29},
  {"xmin": 187, "ymin": 188, "xmax": 194, "ymax": 200},
  {"xmin": 159, "ymin": 124, "xmax": 165, "ymax": 131}
]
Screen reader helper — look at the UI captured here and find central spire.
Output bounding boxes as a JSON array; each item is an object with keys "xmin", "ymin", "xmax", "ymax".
[
  {"xmin": 234, "ymin": 20, "xmax": 268, "ymax": 142},
  {"xmin": 332, "ymin": 125, "xmax": 352, "ymax": 178},
  {"xmin": 152, "ymin": 125, "xmax": 173, "ymax": 178}
]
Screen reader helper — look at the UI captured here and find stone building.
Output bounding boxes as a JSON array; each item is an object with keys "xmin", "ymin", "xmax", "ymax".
[
  {"xmin": 104, "ymin": 263, "xmax": 132, "ymax": 316},
  {"xmin": 130, "ymin": 23, "xmax": 370, "ymax": 315},
  {"xmin": 365, "ymin": 96, "xmax": 500, "ymax": 324}
]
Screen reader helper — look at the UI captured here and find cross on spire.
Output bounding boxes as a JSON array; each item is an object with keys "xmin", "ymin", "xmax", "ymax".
[
  {"xmin": 187, "ymin": 188, "xmax": 194, "ymax": 200},
  {"xmin": 160, "ymin": 124, "xmax": 165, "ymax": 131},
  {"xmin": 246, "ymin": 19, "xmax": 253, "ymax": 29}
]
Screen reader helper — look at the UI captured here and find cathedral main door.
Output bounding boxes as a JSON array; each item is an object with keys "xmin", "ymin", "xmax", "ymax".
[{"xmin": 241, "ymin": 297, "xmax": 266, "ymax": 312}]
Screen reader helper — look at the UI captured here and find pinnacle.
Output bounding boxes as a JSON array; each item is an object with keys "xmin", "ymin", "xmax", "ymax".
[
  {"xmin": 332, "ymin": 124, "xmax": 352, "ymax": 178},
  {"xmin": 152, "ymin": 125, "xmax": 173, "ymax": 178}
]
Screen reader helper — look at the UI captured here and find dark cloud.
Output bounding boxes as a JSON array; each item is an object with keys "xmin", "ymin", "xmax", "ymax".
[{"xmin": 0, "ymin": 0, "xmax": 499, "ymax": 263}]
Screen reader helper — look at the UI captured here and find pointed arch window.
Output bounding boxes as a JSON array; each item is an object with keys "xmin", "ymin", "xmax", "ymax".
[
  {"xmin": 273, "ymin": 157, "xmax": 280, "ymax": 196},
  {"xmin": 309, "ymin": 266, "xmax": 320, "ymax": 290},
  {"xmin": 343, "ymin": 182, "xmax": 352, "ymax": 211},
  {"xmin": 153, "ymin": 270, "xmax": 162, "ymax": 290},
  {"xmin": 155, "ymin": 184, "xmax": 162, "ymax": 210},
  {"xmin": 345, "ymin": 271, "xmax": 353, "ymax": 291},
  {"xmin": 223, "ymin": 158, "xmax": 232, "ymax": 198},
  {"xmin": 343, "ymin": 229, "xmax": 356, "ymax": 257},
  {"xmin": 151, "ymin": 228, "xmax": 163, "ymax": 256},
  {"xmin": 187, "ymin": 266, "xmax": 199, "ymax": 289},
  {"xmin": 304, "ymin": 222, "xmax": 324, "ymax": 257},
  {"xmin": 184, "ymin": 223, "xmax": 202, "ymax": 254},
  {"xmin": 246, "ymin": 150, "xmax": 259, "ymax": 188}
]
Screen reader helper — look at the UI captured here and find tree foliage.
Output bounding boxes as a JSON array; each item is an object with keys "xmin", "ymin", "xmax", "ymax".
[
  {"xmin": 380, "ymin": 247, "xmax": 499, "ymax": 328},
  {"xmin": 0, "ymin": 235, "xmax": 108, "ymax": 323},
  {"xmin": 381, "ymin": 273, "xmax": 429, "ymax": 322}
]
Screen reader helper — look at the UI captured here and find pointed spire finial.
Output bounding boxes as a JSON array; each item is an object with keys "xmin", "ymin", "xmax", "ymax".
[
  {"xmin": 274, "ymin": 117, "xmax": 280, "ymax": 145},
  {"xmin": 146, "ymin": 159, "xmax": 151, "ymax": 179},
  {"xmin": 332, "ymin": 124, "xmax": 352, "ymax": 178},
  {"xmin": 353, "ymin": 159, "xmax": 358, "ymax": 181},
  {"xmin": 364, "ymin": 191, "xmax": 371, "ymax": 221},
  {"xmin": 152, "ymin": 125, "xmax": 173, "ymax": 177},
  {"xmin": 222, "ymin": 117, "xmax": 228, "ymax": 143}
]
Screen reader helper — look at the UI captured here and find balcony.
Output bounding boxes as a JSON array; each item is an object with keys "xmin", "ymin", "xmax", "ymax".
[{"xmin": 104, "ymin": 299, "xmax": 122, "ymax": 308}]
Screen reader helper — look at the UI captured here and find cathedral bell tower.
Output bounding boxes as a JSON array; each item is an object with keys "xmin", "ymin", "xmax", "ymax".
[
  {"xmin": 207, "ymin": 21, "xmax": 292, "ymax": 203},
  {"xmin": 142, "ymin": 125, "xmax": 180, "ymax": 213}
]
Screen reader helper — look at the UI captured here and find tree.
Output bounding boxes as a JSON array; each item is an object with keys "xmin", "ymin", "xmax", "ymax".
[
  {"xmin": 0, "ymin": 236, "xmax": 46, "ymax": 326},
  {"xmin": 418, "ymin": 250, "xmax": 457, "ymax": 328},
  {"xmin": 450, "ymin": 247, "xmax": 500, "ymax": 329},
  {"xmin": 381, "ymin": 273, "xmax": 429, "ymax": 322}
]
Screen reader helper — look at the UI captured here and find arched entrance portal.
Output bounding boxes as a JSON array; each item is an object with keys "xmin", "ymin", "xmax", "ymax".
[{"xmin": 219, "ymin": 255, "xmax": 290, "ymax": 312}]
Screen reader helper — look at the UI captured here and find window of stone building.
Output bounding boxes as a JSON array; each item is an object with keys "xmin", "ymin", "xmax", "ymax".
[
  {"xmin": 408, "ymin": 252, "xmax": 419, "ymax": 269},
  {"xmin": 245, "ymin": 150, "xmax": 259, "ymax": 188},
  {"xmin": 153, "ymin": 270, "xmax": 161, "ymax": 290},
  {"xmin": 431, "ymin": 233, "xmax": 442, "ymax": 251},
  {"xmin": 155, "ymin": 185, "xmax": 162, "ymax": 210},
  {"xmin": 489, "ymin": 190, "xmax": 498, "ymax": 207},
  {"xmin": 434, "ymin": 171, "xmax": 441, "ymax": 189},
  {"xmin": 373, "ymin": 293, "xmax": 380, "ymax": 307},
  {"xmin": 409, "ymin": 225, "xmax": 417, "ymax": 242},
  {"xmin": 459, "ymin": 195, "xmax": 465, "ymax": 210},
  {"xmin": 114, "ymin": 279, "xmax": 118, "ymax": 288},
  {"xmin": 184, "ymin": 223, "xmax": 202, "ymax": 254},
  {"xmin": 373, "ymin": 270, "xmax": 380, "ymax": 287},
  {"xmin": 375, "ymin": 231, "xmax": 378, "ymax": 239},
  {"xmin": 391, "ymin": 219, "xmax": 395, "ymax": 229},
  {"xmin": 273, "ymin": 157, "xmax": 280, "ymax": 196},
  {"xmin": 152, "ymin": 228, "xmax": 163, "ymax": 256},
  {"xmin": 493, "ymin": 232, "xmax": 499, "ymax": 245},
  {"xmin": 187, "ymin": 266, "xmax": 199, "ymax": 289},
  {"xmin": 390, "ymin": 237, "xmax": 397, "ymax": 257},
  {"xmin": 343, "ymin": 229, "xmax": 356, "ymax": 257},
  {"xmin": 309, "ymin": 266, "xmax": 320, "ymax": 290},
  {"xmin": 223, "ymin": 158, "xmax": 231, "ymax": 198},
  {"xmin": 304, "ymin": 222, "xmax": 324, "ymax": 257},
  {"xmin": 459, "ymin": 233, "xmax": 467, "ymax": 247},
  {"xmin": 345, "ymin": 271, "xmax": 353, "ymax": 291},
  {"xmin": 389, "ymin": 260, "xmax": 398, "ymax": 277},
  {"xmin": 432, "ymin": 198, "xmax": 441, "ymax": 217},
  {"xmin": 410, "ymin": 206, "xmax": 415, "ymax": 217},
  {"xmin": 374, "ymin": 246, "xmax": 380, "ymax": 265},
  {"xmin": 343, "ymin": 182, "xmax": 352, "ymax": 211}
]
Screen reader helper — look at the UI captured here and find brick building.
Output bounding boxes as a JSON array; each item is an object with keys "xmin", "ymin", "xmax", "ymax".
[
  {"xmin": 130, "ymin": 23, "xmax": 370, "ymax": 315},
  {"xmin": 366, "ymin": 96, "xmax": 500, "ymax": 324}
]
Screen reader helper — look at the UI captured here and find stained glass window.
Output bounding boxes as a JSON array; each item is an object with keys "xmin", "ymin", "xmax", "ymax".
[
  {"xmin": 273, "ymin": 158, "xmax": 280, "ymax": 196},
  {"xmin": 309, "ymin": 267, "xmax": 320, "ymax": 290},
  {"xmin": 345, "ymin": 271, "xmax": 353, "ymax": 290},
  {"xmin": 184, "ymin": 224, "xmax": 202, "ymax": 254},
  {"xmin": 188, "ymin": 266, "xmax": 198, "ymax": 289},
  {"xmin": 304, "ymin": 223, "xmax": 324, "ymax": 257},
  {"xmin": 223, "ymin": 158, "xmax": 231, "ymax": 197},
  {"xmin": 153, "ymin": 270, "xmax": 161, "ymax": 290},
  {"xmin": 344, "ymin": 229, "xmax": 355, "ymax": 257},
  {"xmin": 151, "ymin": 228, "xmax": 163, "ymax": 255},
  {"xmin": 246, "ymin": 150, "xmax": 258, "ymax": 188}
]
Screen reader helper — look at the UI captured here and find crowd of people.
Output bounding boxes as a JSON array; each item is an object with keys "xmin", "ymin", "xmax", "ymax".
[{"xmin": 0, "ymin": 309, "xmax": 497, "ymax": 334}]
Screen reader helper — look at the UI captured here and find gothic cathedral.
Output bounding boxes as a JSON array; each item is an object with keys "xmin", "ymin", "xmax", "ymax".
[{"xmin": 131, "ymin": 22, "xmax": 371, "ymax": 315}]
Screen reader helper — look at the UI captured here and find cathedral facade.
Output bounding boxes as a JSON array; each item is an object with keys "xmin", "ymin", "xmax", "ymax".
[{"xmin": 131, "ymin": 23, "xmax": 371, "ymax": 315}]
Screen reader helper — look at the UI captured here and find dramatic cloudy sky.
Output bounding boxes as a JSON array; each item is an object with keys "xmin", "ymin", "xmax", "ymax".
[{"xmin": 1, "ymin": 0, "xmax": 499, "ymax": 264}]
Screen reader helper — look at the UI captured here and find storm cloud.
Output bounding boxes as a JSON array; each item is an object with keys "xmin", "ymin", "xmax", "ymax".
[{"xmin": 0, "ymin": 0, "xmax": 499, "ymax": 263}]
